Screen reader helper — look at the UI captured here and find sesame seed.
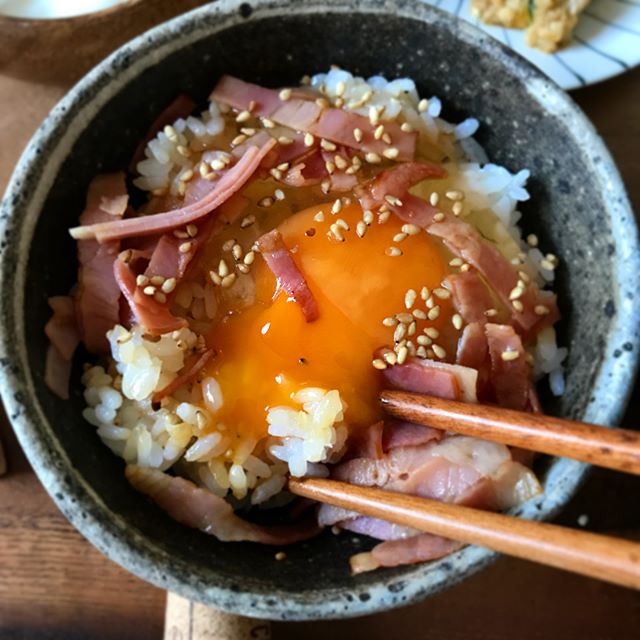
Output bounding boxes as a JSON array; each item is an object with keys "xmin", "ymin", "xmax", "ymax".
[
  {"xmin": 540, "ymin": 259, "xmax": 555, "ymax": 271},
  {"xmin": 304, "ymin": 132, "xmax": 315, "ymax": 147},
  {"xmin": 274, "ymin": 188, "xmax": 285, "ymax": 201},
  {"xmin": 427, "ymin": 306, "xmax": 441, "ymax": 321},
  {"xmin": 433, "ymin": 212, "xmax": 445, "ymax": 222},
  {"xmin": 313, "ymin": 211, "xmax": 325, "ymax": 222},
  {"xmin": 433, "ymin": 288, "xmax": 451, "ymax": 300},
  {"xmin": 418, "ymin": 98, "xmax": 429, "ymax": 112},
  {"xmin": 372, "ymin": 358, "xmax": 387, "ymax": 370},
  {"xmin": 241, "ymin": 128, "xmax": 258, "ymax": 138},
  {"xmin": 412, "ymin": 309, "xmax": 427, "ymax": 320},
  {"xmin": 361, "ymin": 89, "xmax": 373, "ymax": 103},
  {"xmin": 512, "ymin": 300, "xmax": 524, "ymax": 312},
  {"xmin": 408, "ymin": 321, "xmax": 417, "ymax": 336},
  {"xmin": 417, "ymin": 335, "xmax": 432, "ymax": 346},
  {"xmin": 177, "ymin": 182, "xmax": 187, "ymax": 197},
  {"xmin": 485, "ymin": 308, "xmax": 498, "ymax": 317},
  {"xmin": 345, "ymin": 166, "xmax": 357, "ymax": 175},
  {"xmin": 162, "ymin": 278, "xmax": 177, "ymax": 293},
  {"xmin": 209, "ymin": 271, "xmax": 222, "ymax": 286},
  {"xmin": 449, "ymin": 258, "xmax": 463, "ymax": 267},
  {"xmin": 369, "ymin": 106, "xmax": 379, "ymax": 125},
  {"xmin": 329, "ymin": 224, "xmax": 345, "ymax": 242},
  {"xmin": 416, "ymin": 346, "xmax": 427, "ymax": 358},
  {"xmin": 154, "ymin": 291, "xmax": 167, "ymax": 304},
  {"xmin": 335, "ymin": 80, "xmax": 346, "ymax": 96},
  {"xmin": 262, "ymin": 118, "xmax": 276, "ymax": 128},
  {"xmin": 223, "ymin": 239, "xmax": 236, "ymax": 251},
  {"xmin": 383, "ymin": 351, "xmax": 398, "ymax": 365},
  {"xmin": 382, "ymin": 316, "xmax": 397, "ymax": 327},
  {"xmin": 452, "ymin": 314, "xmax": 463, "ymax": 330},
  {"xmin": 235, "ymin": 110, "xmax": 251, "ymax": 123},
  {"xmin": 452, "ymin": 202, "xmax": 464, "ymax": 216},
  {"xmin": 400, "ymin": 122, "xmax": 414, "ymax": 133},
  {"xmin": 526, "ymin": 234, "xmax": 538, "ymax": 247},
  {"xmin": 325, "ymin": 160, "xmax": 336, "ymax": 174},
  {"xmin": 321, "ymin": 178, "xmax": 331, "ymax": 193},
  {"xmin": 393, "ymin": 232, "xmax": 408, "ymax": 243},
  {"xmin": 501, "ymin": 350, "xmax": 520, "ymax": 362},
  {"xmin": 336, "ymin": 218, "xmax": 349, "ymax": 230},
  {"xmin": 546, "ymin": 253, "xmax": 558, "ymax": 264},
  {"xmin": 334, "ymin": 155, "xmax": 348, "ymax": 170},
  {"xmin": 420, "ymin": 287, "xmax": 430, "ymax": 300},
  {"xmin": 186, "ymin": 224, "xmax": 198, "ymax": 238},
  {"xmin": 460, "ymin": 263, "xmax": 471, "ymax": 272},
  {"xmin": 331, "ymin": 199, "xmax": 342, "ymax": 214},
  {"xmin": 445, "ymin": 190, "xmax": 464, "ymax": 201},
  {"xmin": 509, "ymin": 286, "xmax": 524, "ymax": 300},
  {"xmin": 356, "ymin": 221, "xmax": 367, "ymax": 238},
  {"xmin": 143, "ymin": 285, "xmax": 156, "ymax": 296},
  {"xmin": 374, "ymin": 124, "xmax": 385, "ymax": 140},
  {"xmin": 386, "ymin": 246, "xmax": 402, "ymax": 257},
  {"xmin": 218, "ymin": 259, "xmax": 229, "ymax": 277},
  {"xmin": 199, "ymin": 161, "xmax": 211, "ymax": 177},
  {"xmin": 210, "ymin": 159, "xmax": 226, "ymax": 171},
  {"xmin": 270, "ymin": 168, "xmax": 283, "ymax": 180},
  {"xmin": 432, "ymin": 344, "xmax": 446, "ymax": 359},
  {"xmin": 426, "ymin": 296, "xmax": 435, "ymax": 309},
  {"xmin": 363, "ymin": 210, "xmax": 374, "ymax": 225},
  {"xmin": 518, "ymin": 270, "xmax": 531, "ymax": 283},
  {"xmin": 179, "ymin": 169, "xmax": 194, "ymax": 183},
  {"xmin": 406, "ymin": 341, "xmax": 417, "ymax": 356},
  {"xmin": 232, "ymin": 244, "xmax": 243, "ymax": 260},
  {"xmin": 243, "ymin": 251, "xmax": 255, "ymax": 266},
  {"xmin": 385, "ymin": 194, "xmax": 403, "ymax": 207},
  {"xmin": 248, "ymin": 100, "xmax": 257, "ymax": 112},
  {"xmin": 136, "ymin": 275, "xmax": 149, "ymax": 287},
  {"xmin": 163, "ymin": 125, "xmax": 178, "ymax": 141},
  {"xmin": 382, "ymin": 133, "xmax": 392, "ymax": 144},
  {"xmin": 401, "ymin": 224, "xmax": 420, "ymax": 235},
  {"xmin": 240, "ymin": 215, "xmax": 255, "ymax": 228},
  {"xmin": 405, "ymin": 289, "xmax": 417, "ymax": 308},
  {"xmin": 221, "ymin": 273, "xmax": 237, "ymax": 288},
  {"xmin": 394, "ymin": 313, "xmax": 411, "ymax": 324},
  {"xmin": 365, "ymin": 152, "xmax": 382, "ymax": 164},
  {"xmin": 237, "ymin": 264, "xmax": 250, "ymax": 274},
  {"xmin": 259, "ymin": 197, "xmax": 274, "ymax": 208},
  {"xmin": 394, "ymin": 323, "xmax": 407, "ymax": 342},
  {"xmin": 150, "ymin": 275, "xmax": 165, "ymax": 286},
  {"xmin": 278, "ymin": 136, "xmax": 294, "ymax": 145},
  {"xmin": 353, "ymin": 128, "xmax": 363, "ymax": 142},
  {"xmin": 179, "ymin": 242, "xmax": 192, "ymax": 254},
  {"xmin": 534, "ymin": 305, "xmax": 550, "ymax": 315},
  {"xmin": 429, "ymin": 192, "xmax": 440, "ymax": 206},
  {"xmin": 320, "ymin": 138, "xmax": 337, "ymax": 151},
  {"xmin": 425, "ymin": 327, "xmax": 440, "ymax": 339},
  {"xmin": 378, "ymin": 210, "xmax": 391, "ymax": 223},
  {"xmin": 279, "ymin": 88, "xmax": 292, "ymax": 101},
  {"xmin": 176, "ymin": 145, "xmax": 191, "ymax": 157},
  {"xmin": 231, "ymin": 134, "xmax": 247, "ymax": 146},
  {"xmin": 396, "ymin": 346, "xmax": 408, "ymax": 365},
  {"xmin": 315, "ymin": 97, "xmax": 329, "ymax": 109}
]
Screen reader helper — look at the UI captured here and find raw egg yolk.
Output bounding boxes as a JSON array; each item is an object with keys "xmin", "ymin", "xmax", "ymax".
[{"xmin": 205, "ymin": 201, "xmax": 455, "ymax": 441}]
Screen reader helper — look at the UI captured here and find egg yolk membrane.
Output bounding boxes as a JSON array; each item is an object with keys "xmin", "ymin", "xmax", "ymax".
[{"xmin": 205, "ymin": 200, "xmax": 455, "ymax": 441}]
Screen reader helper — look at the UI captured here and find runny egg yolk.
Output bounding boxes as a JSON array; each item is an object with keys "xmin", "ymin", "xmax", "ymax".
[{"xmin": 204, "ymin": 201, "xmax": 455, "ymax": 441}]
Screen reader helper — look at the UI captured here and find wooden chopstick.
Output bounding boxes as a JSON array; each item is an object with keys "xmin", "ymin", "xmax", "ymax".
[
  {"xmin": 289, "ymin": 477, "xmax": 640, "ymax": 589},
  {"xmin": 380, "ymin": 390, "xmax": 640, "ymax": 476}
]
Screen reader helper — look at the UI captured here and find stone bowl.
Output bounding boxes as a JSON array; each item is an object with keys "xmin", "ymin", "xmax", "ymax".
[{"xmin": 0, "ymin": 0, "xmax": 638, "ymax": 621}]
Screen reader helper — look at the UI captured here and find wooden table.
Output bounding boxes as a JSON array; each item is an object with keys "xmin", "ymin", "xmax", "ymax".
[{"xmin": 1, "ymin": 64, "xmax": 639, "ymax": 639}]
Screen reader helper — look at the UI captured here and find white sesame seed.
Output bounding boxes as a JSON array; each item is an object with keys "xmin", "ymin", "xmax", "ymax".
[
  {"xmin": 418, "ymin": 98, "xmax": 429, "ymax": 112},
  {"xmin": 231, "ymin": 134, "xmax": 247, "ymax": 146},
  {"xmin": 449, "ymin": 258, "xmax": 463, "ymax": 267},
  {"xmin": 400, "ymin": 122, "xmax": 414, "ymax": 133},
  {"xmin": 162, "ymin": 278, "xmax": 177, "ymax": 293},
  {"xmin": 429, "ymin": 192, "xmax": 440, "ymax": 206},
  {"xmin": 426, "ymin": 296, "xmax": 435, "ymax": 309},
  {"xmin": 427, "ymin": 306, "xmax": 441, "ymax": 321},
  {"xmin": 210, "ymin": 159, "xmax": 226, "ymax": 171},
  {"xmin": 304, "ymin": 132, "xmax": 315, "ymax": 147},
  {"xmin": 334, "ymin": 155, "xmax": 348, "ymax": 170},
  {"xmin": 445, "ymin": 190, "xmax": 464, "ymax": 201},
  {"xmin": 372, "ymin": 358, "xmax": 387, "ymax": 370},
  {"xmin": 177, "ymin": 145, "xmax": 191, "ymax": 157},
  {"xmin": 274, "ymin": 189, "xmax": 285, "ymax": 201},
  {"xmin": 325, "ymin": 160, "xmax": 336, "ymax": 174},
  {"xmin": 313, "ymin": 211, "xmax": 325, "ymax": 222},
  {"xmin": 424, "ymin": 327, "xmax": 439, "ymax": 339},
  {"xmin": 417, "ymin": 335, "xmax": 432, "ymax": 346},
  {"xmin": 518, "ymin": 270, "xmax": 531, "ymax": 283},
  {"xmin": 236, "ymin": 110, "xmax": 251, "ymax": 123},
  {"xmin": 393, "ymin": 232, "xmax": 408, "ymax": 243},
  {"xmin": 385, "ymin": 194, "xmax": 403, "ymax": 207},
  {"xmin": 276, "ymin": 162, "xmax": 290, "ymax": 171},
  {"xmin": 356, "ymin": 221, "xmax": 367, "ymax": 238},
  {"xmin": 136, "ymin": 275, "xmax": 149, "ymax": 287},
  {"xmin": 408, "ymin": 321, "xmax": 417, "ymax": 336},
  {"xmin": 412, "ymin": 309, "xmax": 427, "ymax": 320},
  {"xmin": 163, "ymin": 125, "xmax": 178, "ymax": 141},
  {"xmin": 241, "ymin": 127, "xmax": 256, "ymax": 136},
  {"xmin": 405, "ymin": 289, "xmax": 417, "ymax": 309},
  {"xmin": 513, "ymin": 300, "xmax": 524, "ymax": 312},
  {"xmin": 240, "ymin": 215, "xmax": 255, "ymax": 228},
  {"xmin": 320, "ymin": 138, "xmax": 337, "ymax": 151},
  {"xmin": 365, "ymin": 152, "xmax": 382, "ymax": 164},
  {"xmin": 259, "ymin": 197, "xmax": 274, "ymax": 208},
  {"xmin": 382, "ymin": 316, "xmax": 397, "ymax": 327},
  {"xmin": 209, "ymin": 271, "xmax": 221, "ymax": 286},
  {"xmin": 374, "ymin": 124, "xmax": 385, "ymax": 140},
  {"xmin": 432, "ymin": 344, "xmax": 446, "ymax": 359},
  {"xmin": 218, "ymin": 259, "xmax": 229, "ymax": 277},
  {"xmin": 420, "ymin": 286, "xmax": 430, "ymax": 300},
  {"xmin": 382, "ymin": 132, "xmax": 392, "ymax": 144},
  {"xmin": 383, "ymin": 351, "xmax": 398, "ymax": 365},
  {"xmin": 369, "ymin": 106, "xmax": 379, "ymax": 125},
  {"xmin": 335, "ymin": 80, "xmax": 346, "ymax": 96},
  {"xmin": 416, "ymin": 346, "xmax": 427, "ymax": 358},
  {"xmin": 243, "ymin": 251, "xmax": 255, "ymax": 266},
  {"xmin": 278, "ymin": 136, "xmax": 294, "ymax": 145},
  {"xmin": 509, "ymin": 286, "xmax": 524, "ymax": 300},
  {"xmin": 335, "ymin": 218, "xmax": 349, "ymax": 230},
  {"xmin": 526, "ymin": 234, "xmax": 539, "ymax": 247},
  {"xmin": 279, "ymin": 88, "xmax": 292, "ymax": 101},
  {"xmin": 248, "ymin": 100, "xmax": 257, "ymax": 112},
  {"xmin": 485, "ymin": 308, "xmax": 498, "ymax": 317},
  {"xmin": 452, "ymin": 202, "xmax": 464, "ymax": 216},
  {"xmin": 179, "ymin": 242, "xmax": 192, "ymax": 254},
  {"xmin": 221, "ymin": 273, "xmax": 237, "ymax": 288},
  {"xmin": 540, "ymin": 259, "xmax": 555, "ymax": 271},
  {"xmin": 433, "ymin": 212, "xmax": 445, "ymax": 222},
  {"xmin": 315, "ymin": 97, "xmax": 329, "ymax": 109},
  {"xmin": 452, "ymin": 314, "xmax": 463, "ymax": 330},
  {"xmin": 501, "ymin": 350, "xmax": 520, "ymax": 362},
  {"xmin": 363, "ymin": 210, "xmax": 374, "ymax": 225},
  {"xmin": 331, "ymin": 198, "xmax": 342, "ymax": 214},
  {"xmin": 237, "ymin": 264, "xmax": 250, "ymax": 274},
  {"xmin": 396, "ymin": 313, "xmax": 413, "ymax": 324},
  {"xmin": 401, "ymin": 224, "xmax": 420, "ymax": 235},
  {"xmin": 353, "ymin": 128, "xmax": 363, "ymax": 142},
  {"xmin": 321, "ymin": 179, "xmax": 331, "ymax": 193},
  {"xmin": 396, "ymin": 346, "xmax": 408, "ymax": 365},
  {"xmin": 222, "ymin": 238, "xmax": 236, "ymax": 251},
  {"xmin": 262, "ymin": 118, "xmax": 276, "ymax": 128},
  {"xmin": 394, "ymin": 323, "xmax": 407, "ymax": 342},
  {"xmin": 143, "ymin": 285, "xmax": 156, "ymax": 296},
  {"xmin": 150, "ymin": 275, "xmax": 165, "ymax": 286},
  {"xmin": 329, "ymin": 224, "xmax": 344, "ymax": 242},
  {"xmin": 460, "ymin": 263, "xmax": 471, "ymax": 272},
  {"xmin": 232, "ymin": 244, "xmax": 243, "ymax": 260},
  {"xmin": 534, "ymin": 305, "xmax": 550, "ymax": 315},
  {"xmin": 378, "ymin": 210, "xmax": 391, "ymax": 224},
  {"xmin": 385, "ymin": 246, "xmax": 402, "ymax": 257},
  {"xmin": 380, "ymin": 146, "xmax": 398, "ymax": 160},
  {"xmin": 433, "ymin": 288, "xmax": 451, "ymax": 300}
]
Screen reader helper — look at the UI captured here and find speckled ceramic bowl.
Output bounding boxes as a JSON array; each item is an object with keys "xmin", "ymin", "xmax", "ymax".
[{"xmin": 0, "ymin": 0, "xmax": 638, "ymax": 621}]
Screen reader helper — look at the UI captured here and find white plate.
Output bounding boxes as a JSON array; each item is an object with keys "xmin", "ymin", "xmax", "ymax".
[{"xmin": 424, "ymin": 0, "xmax": 640, "ymax": 89}]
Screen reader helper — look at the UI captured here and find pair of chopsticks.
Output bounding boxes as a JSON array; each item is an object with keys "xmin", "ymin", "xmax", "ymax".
[{"xmin": 288, "ymin": 391, "xmax": 640, "ymax": 589}]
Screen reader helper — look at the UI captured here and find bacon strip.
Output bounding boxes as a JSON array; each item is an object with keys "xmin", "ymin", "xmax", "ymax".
[
  {"xmin": 485, "ymin": 323, "xmax": 530, "ymax": 410},
  {"xmin": 126, "ymin": 465, "xmax": 320, "ymax": 545},
  {"xmin": 152, "ymin": 348, "xmax": 216, "ymax": 404},
  {"xmin": 445, "ymin": 271, "xmax": 497, "ymax": 325},
  {"xmin": 75, "ymin": 173, "xmax": 128, "ymax": 354},
  {"xmin": 69, "ymin": 140, "xmax": 275, "ymax": 243},
  {"xmin": 256, "ymin": 229, "xmax": 319, "ymax": 322},
  {"xmin": 211, "ymin": 75, "xmax": 417, "ymax": 160}
]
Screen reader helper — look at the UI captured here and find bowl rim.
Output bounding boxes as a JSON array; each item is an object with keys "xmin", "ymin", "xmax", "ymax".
[{"xmin": 1, "ymin": 0, "xmax": 639, "ymax": 621}]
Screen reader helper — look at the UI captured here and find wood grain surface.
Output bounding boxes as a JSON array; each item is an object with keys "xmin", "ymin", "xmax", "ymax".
[{"xmin": 0, "ymin": 60, "xmax": 639, "ymax": 639}]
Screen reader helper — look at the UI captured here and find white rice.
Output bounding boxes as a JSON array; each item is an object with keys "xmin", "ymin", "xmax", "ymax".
[{"xmin": 83, "ymin": 68, "xmax": 567, "ymax": 506}]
